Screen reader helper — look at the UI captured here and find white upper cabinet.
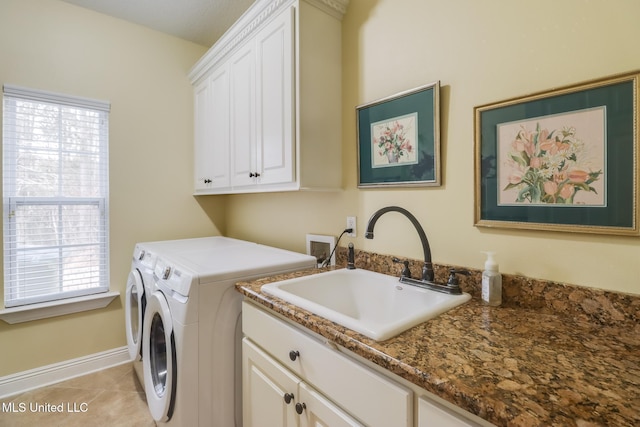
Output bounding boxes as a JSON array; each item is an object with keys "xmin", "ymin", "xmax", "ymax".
[
  {"xmin": 254, "ymin": 8, "xmax": 294, "ymax": 186},
  {"xmin": 189, "ymin": 0, "xmax": 348, "ymax": 195},
  {"xmin": 229, "ymin": 42, "xmax": 257, "ymax": 188},
  {"xmin": 193, "ymin": 76, "xmax": 214, "ymax": 191},
  {"xmin": 194, "ymin": 65, "xmax": 231, "ymax": 191}
]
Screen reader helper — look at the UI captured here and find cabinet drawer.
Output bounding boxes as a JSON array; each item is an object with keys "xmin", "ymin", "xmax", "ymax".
[
  {"xmin": 418, "ymin": 396, "xmax": 477, "ymax": 427},
  {"xmin": 242, "ymin": 302, "xmax": 412, "ymax": 427}
]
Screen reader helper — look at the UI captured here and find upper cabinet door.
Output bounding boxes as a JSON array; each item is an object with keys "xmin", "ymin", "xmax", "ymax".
[
  {"xmin": 209, "ymin": 65, "xmax": 231, "ymax": 189},
  {"xmin": 229, "ymin": 42, "xmax": 257, "ymax": 187},
  {"xmin": 194, "ymin": 65, "xmax": 231, "ymax": 192},
  {"xmin": 255, "ymin": 7, "xmax": 295, "ymax": 186},
  {"xmin": 194, "ymin": 76, "xmax": 214, "ymax": 191}
]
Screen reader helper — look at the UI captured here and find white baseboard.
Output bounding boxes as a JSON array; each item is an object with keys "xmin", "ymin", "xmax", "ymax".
[{"xmin": 0, "ymin": 346, "xmax": 131, "ymax": 399}]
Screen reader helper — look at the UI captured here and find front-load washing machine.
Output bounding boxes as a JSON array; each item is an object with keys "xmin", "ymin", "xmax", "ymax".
[
  {"xmin": 141, "ymin": 237, "xmax": 316, "ymax": 426},
  {"xmin": 124, "ymin": 243, "xmax": 159, "ymax": 388},
  {"xmin": 126, "ymin": 237, "xmax": 246, "ymax": 391}
]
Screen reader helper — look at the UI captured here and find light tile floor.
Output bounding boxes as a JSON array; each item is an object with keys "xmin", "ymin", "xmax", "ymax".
[{"xmin": 0, "ymin": 363, "xmax": 154, "ymax": 427}]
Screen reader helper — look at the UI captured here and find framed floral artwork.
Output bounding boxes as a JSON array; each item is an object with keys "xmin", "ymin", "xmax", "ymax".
[
  {"xmin": 474, "ymin": 71, "xmax": 639, "ymax": 236},
  {"xmin": 357, "ymin": 82, "xmax": 441, "ymax": 187}
]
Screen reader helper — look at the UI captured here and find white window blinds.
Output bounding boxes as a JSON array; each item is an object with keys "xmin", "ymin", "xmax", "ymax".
[{"xmin": 3, "ymin": 84, "xmax": 110, "ymax": 308}]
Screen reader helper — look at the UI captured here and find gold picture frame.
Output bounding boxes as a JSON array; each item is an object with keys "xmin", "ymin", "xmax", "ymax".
[{"xmin": 474, "ymin": 71, "xmax": 639, "ymax": 236}]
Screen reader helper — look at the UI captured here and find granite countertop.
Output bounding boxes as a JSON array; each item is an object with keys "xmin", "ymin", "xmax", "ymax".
[{"xmin": 235, "ymin": 265, "xmax": 640, "ymax": 427}]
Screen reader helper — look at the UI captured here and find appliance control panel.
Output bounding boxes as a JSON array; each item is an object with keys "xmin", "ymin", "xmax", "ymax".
[
  {"xmin": 133, "ymin": 245, "xmax": 158, "ymax": 270},
  {"xmin": 154, "ymin": 257, "xmax": 194, "ymax": 297}
]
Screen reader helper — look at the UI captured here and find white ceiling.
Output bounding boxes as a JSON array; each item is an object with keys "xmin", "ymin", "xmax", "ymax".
[{"xmin": 60, "ymin": 0, "xmax": 256, "ymax": 46}]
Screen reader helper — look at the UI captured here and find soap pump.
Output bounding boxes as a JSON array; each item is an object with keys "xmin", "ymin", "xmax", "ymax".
[{"xmin": 481, "ymin": 252, "xmax": 502, "ymax": 306}]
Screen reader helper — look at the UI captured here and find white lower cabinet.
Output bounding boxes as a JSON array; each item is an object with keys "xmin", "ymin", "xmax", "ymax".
[
  {"xmin": 243, "ymin": 338, "xmax": 362, "ymax": 427},
  {"xmin": 243, "ymin": 338, "xmax": 302, "ymax": 427},
  {"xmin": 242, "ymin": 301, "xmax": 493, "ymax": 427},
  {"xmin": 298, "ymin": 382, "xmax": 364, "ymax": 427},
  {"xmin": 417, "ymin": 396, "xmax": 477, "ymax": 427},
  {"xmin": 242, "ymin": 302, "xmax": 411, "ymax": 427}
]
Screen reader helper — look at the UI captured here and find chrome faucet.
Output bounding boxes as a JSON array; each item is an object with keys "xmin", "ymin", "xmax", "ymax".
[
  {"xmin": 364, "ymin": 206, "xmax": 434, "ymax": 281},
  {"xmin": 364, "ymin": 206, "xmax": 463, "ymax": 295}
]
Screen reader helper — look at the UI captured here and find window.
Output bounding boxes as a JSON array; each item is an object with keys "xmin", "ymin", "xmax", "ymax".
[{"xmin": 3, "ymin": 85, "xmax": 110, "ymax": 308}]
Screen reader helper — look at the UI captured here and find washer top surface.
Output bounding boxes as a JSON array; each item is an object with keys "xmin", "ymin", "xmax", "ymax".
[
  {"xmin": 146, "ymin": 236, "xmax": 316, "ymax": 292},
  {"xmin": 138, "ymin": 236, "xmax": 244, "ymax": 256},
  {"xmin": 168, "ymin": 242, "xmax": 315, "ymax": 284}
]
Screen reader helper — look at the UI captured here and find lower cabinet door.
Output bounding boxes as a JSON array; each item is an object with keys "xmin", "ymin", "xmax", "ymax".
[
  {"xmin": 243, "ymin": 338, "xmax": 299, "ymax": 427},
  {"xmin": 417, "ymin": 396, "xmax": 476, "ymax": 427},
  {"xmin": 298, "ymin": 382, "xmax": 364, "ymax": 427}
]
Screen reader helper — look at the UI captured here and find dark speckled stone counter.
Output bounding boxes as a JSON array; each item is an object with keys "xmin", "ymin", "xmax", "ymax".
[{"xmin": 235, "ymin": 249, "xmax": 640, "ymax": 427}]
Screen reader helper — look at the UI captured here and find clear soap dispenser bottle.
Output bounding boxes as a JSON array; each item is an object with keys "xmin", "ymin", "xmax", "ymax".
[{"xmin": 481, "ymin": 252, "xmax": 502, "ymax": 306}]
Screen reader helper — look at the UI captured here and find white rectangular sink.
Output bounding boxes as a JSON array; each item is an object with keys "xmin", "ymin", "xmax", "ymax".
[{"xmin": 261, "ymin": 268, "xmax": 471, "ymax": 341}]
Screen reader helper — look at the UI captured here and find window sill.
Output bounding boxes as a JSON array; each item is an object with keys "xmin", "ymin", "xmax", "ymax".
[{"xmin": 0, "ymin": 291, "xmax": 120, "ymax": 324}]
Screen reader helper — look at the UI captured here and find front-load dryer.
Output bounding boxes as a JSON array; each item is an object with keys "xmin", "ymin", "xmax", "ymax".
[
  {"xmin": 124, "ymin": 244, "xmax": 159, "ymax": 388},
  {"xmin": 141, "ymin": 238, "xmax": 316, "ymax": 426}
]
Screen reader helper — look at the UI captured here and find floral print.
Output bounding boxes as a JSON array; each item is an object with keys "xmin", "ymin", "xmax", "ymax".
[
  {"xmin": 503, "ymin": 123, "xmax": 603, "ymax": 204},
  {"xmin": 375, "ymin": 120, "xmax": 413, "ymax": 163}
]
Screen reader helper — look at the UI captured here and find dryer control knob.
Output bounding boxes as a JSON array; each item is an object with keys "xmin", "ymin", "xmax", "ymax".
[{"xmin": 162, "ymin": 266, "xmax": 171, "ymax": 280}]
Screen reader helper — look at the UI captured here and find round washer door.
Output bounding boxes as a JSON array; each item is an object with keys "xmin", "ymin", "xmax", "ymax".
[
  {"xmin": 125, "ymin": 269, "xmax": 144, "ymax": 361},
  {"xmin": 143, "ymin": 290, "xmax": 176, "ymax": 422}
]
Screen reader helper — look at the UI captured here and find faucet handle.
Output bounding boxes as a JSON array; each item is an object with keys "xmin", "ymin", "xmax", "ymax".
[
  {"xmin": 447, "ymin": 269, "xmax": 469, "ymax": 288},
  {"xmin": 392, "ymin": 258, "xmax": 411, "ymax": 279}
]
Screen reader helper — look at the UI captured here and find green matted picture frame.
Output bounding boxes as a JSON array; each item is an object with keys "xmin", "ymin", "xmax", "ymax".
[
  {"xmin": 474, "ymin": 71, "xmax": 639, "ymax": 236},
  {"xmin": 356, "ymin": 82, "xmax": 441, "ymax": 188}
]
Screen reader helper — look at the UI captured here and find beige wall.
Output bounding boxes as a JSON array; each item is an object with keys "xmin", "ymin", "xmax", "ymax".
[
  {"xmin": 227, "ymin": 0, "xmax": 640, "ymax": 295},
  {"xmin": 0, "ymin": 0, "xmax": 225, "ymax": 376},
  {"xmin": 2, "ymin": 0, "xmax": 639, "ymax": 378}
]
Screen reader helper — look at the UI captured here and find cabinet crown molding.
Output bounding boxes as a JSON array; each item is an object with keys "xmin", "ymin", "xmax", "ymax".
[{"xmin": 188, "ymin": 0, "xmax": 349, "ymax": 84}]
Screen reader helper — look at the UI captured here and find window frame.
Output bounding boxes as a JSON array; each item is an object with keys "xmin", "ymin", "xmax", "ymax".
[{"xmin": 2, "ymin": 84, "xmax": 111, "ymax": 309}]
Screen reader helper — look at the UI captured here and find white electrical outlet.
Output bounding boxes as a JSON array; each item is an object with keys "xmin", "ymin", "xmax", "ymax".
[{"xmin": 346, "ymin": 216, "xmax": 356, "ymax": 237}]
